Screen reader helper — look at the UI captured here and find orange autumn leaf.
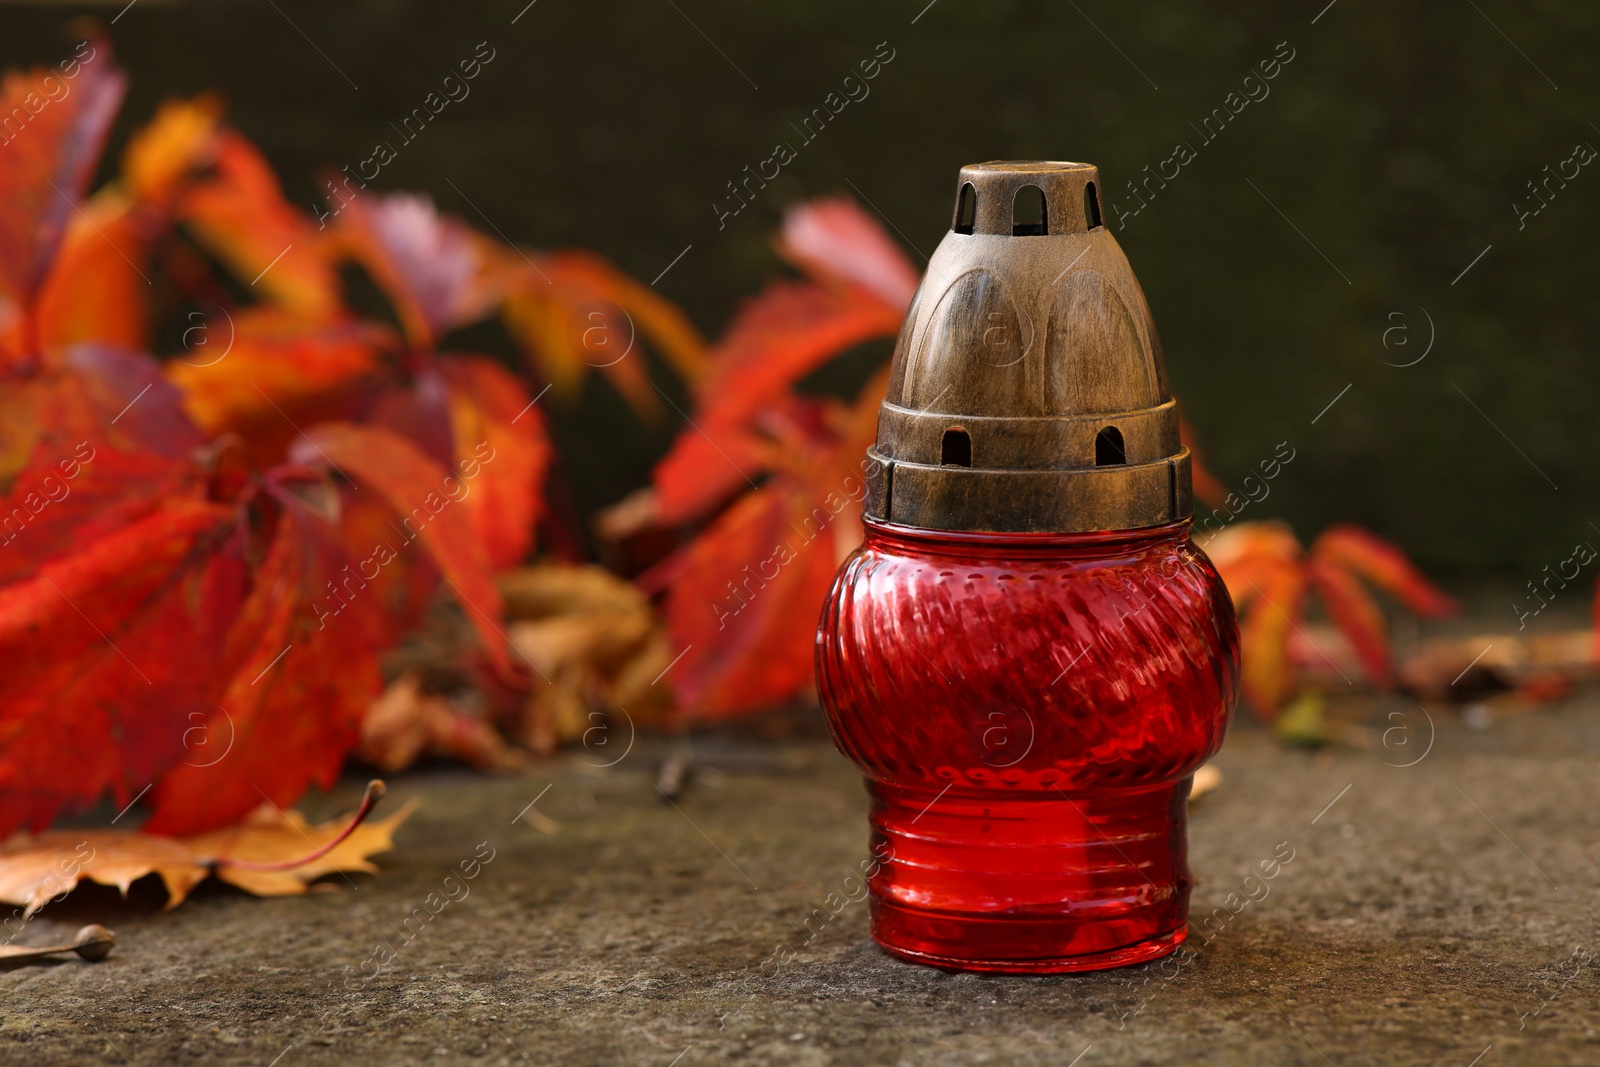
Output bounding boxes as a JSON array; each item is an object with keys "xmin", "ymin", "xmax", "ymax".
[
  {"xmin": 165, "ymin": 307, "xmax": 387, "ymax": 445},
  {"xmin": 180, "ymin": 131, "xmax": 341, "ymax": 318},
  {"xmin": 499, "ymin": 247, "xmax": 709, "ymax": 418},
  {"xmin": 121, "ymin": 94, "xmax": 339, "ymax": 318},
  {"xmin": 1205, "ymin": 521, "xmax": 1302, "ymax": 610},
  {"xmin": 0, "ymin": 784, "xmax": 416, "ymax": 915},
  {"xmin": 121, "ymin": 94, "xmax": 225, "ymax": 206},
  {"xmin": 0, "ymin": 40, "xmax": 126, "ymax": 368},
  {"xmin": 181, "ymin": 785, "xmax": 418, "ymax": 899},
  {"xmin": 1237, "ymin": 562, "xmax": 1307, "ymax": 716},
  {"xmin": 33, "ymin": 188, "xmax": 151, "ymax": 352},
  {"xmin": 503, "ymin": 563, "xmax": 673, "ymax": 752},
  {"xmin": 357, "ymin": 672, "xmax": 525, "ymax": 774},
  {"xmin": 1209, "ymin": 520, "xmax": 1457, "ymax": 717}
]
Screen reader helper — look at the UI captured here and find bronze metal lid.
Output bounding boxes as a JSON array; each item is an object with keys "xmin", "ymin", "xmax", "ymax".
[{"xmin": 862, "ymin": 160, "xmax": 1192, "ymax": 534}]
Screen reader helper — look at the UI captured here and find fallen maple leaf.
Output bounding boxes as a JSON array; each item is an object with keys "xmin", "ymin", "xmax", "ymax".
[{"xmin": 0, "ymin": 781, "xmax": 415, "ymax": 916}]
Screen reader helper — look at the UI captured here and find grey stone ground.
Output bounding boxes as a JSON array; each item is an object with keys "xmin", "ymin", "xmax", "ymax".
[{"xmin": 6, "ymin": 685, "xmax": 1600, "ymax": 1066}]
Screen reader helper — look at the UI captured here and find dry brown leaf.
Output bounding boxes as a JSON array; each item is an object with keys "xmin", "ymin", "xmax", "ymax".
[
  {"xmin": 0, "ymin": 782, "xmax": 416, "ymax": 916},
  {"xmin": 357, "ymin": 671, "xmax": 527, "ymax": 774},
  {"xmin": 1399, "ymin": 628, "xmax": 1597, "ymax": 702},
  {"xmin": 500, "ymin": 563, "xmax": 650, "ymax": 620},
  {"xmin": 509, "ymin": 611, "xmax": 656, "ymax": 677},
  {"xmin": 498, "ymin": 564, "xmax": 674, "ymax": 753}
]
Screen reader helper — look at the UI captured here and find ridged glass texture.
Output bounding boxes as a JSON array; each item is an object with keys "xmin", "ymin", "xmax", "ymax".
[{"xmin": 816, "ymin": 518, "xmax": 1239, "ymax": 973}]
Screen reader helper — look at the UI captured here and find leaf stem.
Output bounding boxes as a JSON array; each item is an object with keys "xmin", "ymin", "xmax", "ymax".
[{"xmin": 222, "ymin": 780, "xmax": 388, "ymax": 872}]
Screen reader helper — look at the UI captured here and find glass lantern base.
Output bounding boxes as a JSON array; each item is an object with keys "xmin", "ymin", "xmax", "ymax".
[
  {"xmin": 871, "ymin": 902, "xmax": 1186, "ymax": 974},
  {"xmin": 865, "ymin": 779, "xmax": 1194, "ymax": 974}
]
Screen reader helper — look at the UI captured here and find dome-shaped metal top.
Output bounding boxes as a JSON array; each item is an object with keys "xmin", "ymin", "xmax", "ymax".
[{"xmin": 862, "ymin": 161, "xmax": 1192, "ymax": 533}]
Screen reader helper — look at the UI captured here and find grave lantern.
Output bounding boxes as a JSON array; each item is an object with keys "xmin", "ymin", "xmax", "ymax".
[{"xmin": 817, "ymin": 161, "xmax": 1241, "ymax": 973}]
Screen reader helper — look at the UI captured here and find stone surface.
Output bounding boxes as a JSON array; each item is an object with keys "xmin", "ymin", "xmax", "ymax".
[{"xmin": 5, "ymin": 692, "xmax": 1599, "ymax": 1066}]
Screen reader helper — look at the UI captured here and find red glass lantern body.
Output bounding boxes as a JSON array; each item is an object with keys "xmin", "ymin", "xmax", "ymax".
[{"xmin": 817, "ymin": 518, "xmax": 1238, "ymax": 973}]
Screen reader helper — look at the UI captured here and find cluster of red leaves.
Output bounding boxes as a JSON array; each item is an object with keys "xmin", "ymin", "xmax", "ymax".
[
  {"xmin": 1205, "ymin": 521, "xmax": 1460, "ymax": 715},
  {"xmin": 602, "ymin": 198, "xmax": 919, "ymax": 718},
  {"xmin": 0, "ymin": 41, "xmax": 700, "ymax": 838}
]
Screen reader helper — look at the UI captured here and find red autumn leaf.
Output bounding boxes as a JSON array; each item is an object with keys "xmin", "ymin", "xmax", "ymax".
[
  {"xmin": 328, "ymin": 482, "xmax": 438, "ymax": 648},
  {"xmin": 693, "ymin": 280, "xmax": 903, "ymax": 429},
  {"xmin": 1310, "ymin": 524, "xmax": 1460, "ymax": 619},
  {"xmin": 663, "ymin": 370, "xmax": 886, "ymax": 718},
  {"xmin": 1210, "ymin": 520, "xmax": 1456, "ymax": 716},
  {"xmin": 0, "ymin": 42, "xmax": 683, "ymax": 842},
  {"xmin": 289, "ymin": 422, "xmax": 510, "ymax": 674},
  {"xmin": 0, "ymin": 498, "xmax": 245, "ymax": 837},
  {"xmin": 0, "ymin": 349, "xmax": 205, "ymax": 584},
  {"xmin": 439, "ymin": 356, "xmax": 552, "ymax": 570},
  {"xmin": 65, "ymin": 345, "xmax": 207, "ymax": 459},
  {"xmin": 1305, "ymin": 556, "xmax": 1392, "ymax": 687},
  {"xmin": 0, "ymin": 38, "xmax": 126, "ymax": 351},
  {"xmin": 650, "ymin": 417, "xmax": 769, "ymax": 527},
  {"xmin": 1178, "ymin": 416, "xmax": 1228, "ymax": 509},
  {"xmin": 1593, "ymin": 579, "xmax": 1600, "ymax": 662},
  {"xmin": 663, "ymin": 487, "xmax": 837, "ymax": 715},
  {"xmin": 644, "ymin": 195, "xmax": 910, "ymax": 535},
  {"xmin": 775, "ymin": 195, "xmax": 919, "ymax": 311},
  {"xmin": 640, "ymin": 198, "xmax": 918, "ymax": 713},
  {"xmin": 647, "ymin": 281, "xmax": 900, "ymax": 527},
  {"xmin": 145, "ymin": 483, "xmax": 387, "ymax": 834}
]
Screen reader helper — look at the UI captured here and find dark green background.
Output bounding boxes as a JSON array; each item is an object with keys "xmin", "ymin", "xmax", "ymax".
[{"xmin": 7, "ymin": 0, "xmax": 1596, "ymax": 573}]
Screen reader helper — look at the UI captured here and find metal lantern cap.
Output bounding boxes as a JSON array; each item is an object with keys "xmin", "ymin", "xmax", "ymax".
[{"xmin": 862, "ymin": 160, "xmax": 1192, "ymax": 534}]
